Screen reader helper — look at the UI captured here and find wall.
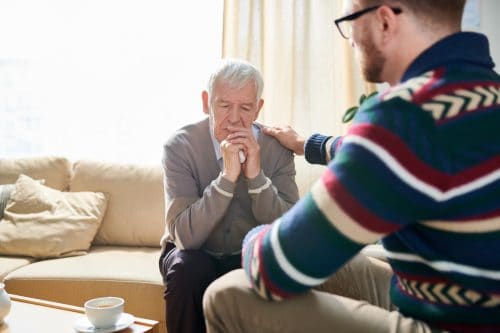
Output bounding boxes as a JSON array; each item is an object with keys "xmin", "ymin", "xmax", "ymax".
[{"xmin": 479, "ymin": 0, "xmax": 500, "ymax": 68}]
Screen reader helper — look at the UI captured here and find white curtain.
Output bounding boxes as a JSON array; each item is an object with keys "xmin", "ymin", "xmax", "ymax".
[
  {"xmin": 0, "ymin": 0, "xmax": 223, "ymax": 165},
  {"xmin": 223, "ymin": 0, "xmax": 375, "ymax": 195}
]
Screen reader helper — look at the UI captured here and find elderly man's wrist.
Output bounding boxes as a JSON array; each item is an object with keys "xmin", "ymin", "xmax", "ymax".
[
  {"xmin": 217, "ymin": 173, "xmax": 237, "ymax": 193},
  {"xmin": 245, "ymin": 170, "xmax": 267, "ymax": 188},
  {"xmin": 244, "ymin": 168, "xmax": 261, "ymax": 180},
  {"xmin": 221, "ymin": 171, "xmax": 238, "ymax": 183}
]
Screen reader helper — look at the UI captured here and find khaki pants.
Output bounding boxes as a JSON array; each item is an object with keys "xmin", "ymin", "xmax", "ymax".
[{"xmin": 203, "ymin": 253, "xmax": 443, "ymax": 333}]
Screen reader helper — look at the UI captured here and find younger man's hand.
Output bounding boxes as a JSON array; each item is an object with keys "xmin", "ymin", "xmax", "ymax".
[{"xmin": 263, "ymin": 125, "xmax": 305, "ymax": 156}]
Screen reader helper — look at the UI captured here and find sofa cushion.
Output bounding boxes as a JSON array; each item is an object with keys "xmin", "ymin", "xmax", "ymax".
[
  {"xmin": 0, "ymin": 156, "xmax": 72, "ymax": 191},
  {"xmin": 70, "ymin": 160, "xmax": 164, "ymax": 247},
  {"xmin": 0, "ymin": 174, "xmax": 108, "ymax": 258},
  {"xmin": 4, "ymin": 246, "xmax": 165, "ymax": 330},
  {"xmin": 0, "ymin": 256, "xmax": 36, "ymax": 281}
]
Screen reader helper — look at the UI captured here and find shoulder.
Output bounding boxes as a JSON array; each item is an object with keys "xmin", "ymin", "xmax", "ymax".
[
  {"xmin": 347, "ymin": 74, "xmax": 439, "ymax": 156},
  {"xmin": 164, "ymin": 118, "xmax": 209, "ymax": 150},
  {"xmin": 255, "ymin": 122, "xmax": 295, "ymax": 159},
  {"xmin": 255, "ymin": 123, "xmax": 288, "ymax": 149},
  {"xmin": 354, "ymin": 70, "xmax": 447, "ymax": 129},
  {"xmin": 379, "ymin": 71, "xmax": 436, "ymax": 103},
  {"xmin": 377, "ymin": 67, "xmax": 500, "ymax": 122}
]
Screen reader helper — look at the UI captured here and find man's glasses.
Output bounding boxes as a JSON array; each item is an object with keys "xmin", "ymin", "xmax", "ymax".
[{"xmin": 334, "ymin": 5, "xmax": 402, "ymax": 39}]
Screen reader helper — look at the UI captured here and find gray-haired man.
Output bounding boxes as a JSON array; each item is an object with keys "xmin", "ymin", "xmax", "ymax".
[{"xmin": 158, "ymin": 58, "xmax": 300, "ymax": 333}]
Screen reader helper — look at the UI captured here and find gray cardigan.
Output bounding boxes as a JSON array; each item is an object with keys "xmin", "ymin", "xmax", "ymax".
[{"xmin": 160, "ymin": 118, "xmax": 299, "ymax": 255}]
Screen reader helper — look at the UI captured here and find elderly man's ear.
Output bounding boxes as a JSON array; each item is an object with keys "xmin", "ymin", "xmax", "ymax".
[
  {"xmin": 202, "ymin": 91, "xmax": 209, "ymax": 115},
  {"xmin": 254, "ymin": 99, "xmax": 264, "ymax": 121},
  {"xmin": 257, "ymin": 99, "xmax": 264, "ymax": 111}
]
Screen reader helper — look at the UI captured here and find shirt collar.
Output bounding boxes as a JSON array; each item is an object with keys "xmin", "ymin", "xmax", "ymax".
[
  {"xmin": 401, "ymin": 32, "xmax": 495, "ymax": 82},
  {"xmin": 210, "ymin": 124, "xmax": 261, "ymax": 161}
]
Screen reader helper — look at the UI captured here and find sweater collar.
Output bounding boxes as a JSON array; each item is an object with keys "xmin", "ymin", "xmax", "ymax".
[{"xmin": 401, "ymin": 32, "xmax": 495, "ymax": 82}]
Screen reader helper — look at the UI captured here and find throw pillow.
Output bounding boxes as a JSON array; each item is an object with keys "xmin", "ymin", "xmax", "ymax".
[
  {"xmin": 6, "ymin": 176, "xmax": 53, "ymax": 214},
  {"xmin": 0, "ymin": 174, "xmax": 108, "ymax": 258}
]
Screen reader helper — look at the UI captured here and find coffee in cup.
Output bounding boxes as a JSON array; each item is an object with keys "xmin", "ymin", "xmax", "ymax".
[{"xmin": 84, "ymin": 296, "xmax": 124, "ymax": 328}]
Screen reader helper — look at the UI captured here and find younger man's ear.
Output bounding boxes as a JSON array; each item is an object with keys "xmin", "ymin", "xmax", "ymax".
[
  {"xmin": 202, "ymin": 91, "xmax": 209, "ymax": 115},
  {"xmin": 377, "ymin": 5, "xmax": 399, "ymax": 42}
]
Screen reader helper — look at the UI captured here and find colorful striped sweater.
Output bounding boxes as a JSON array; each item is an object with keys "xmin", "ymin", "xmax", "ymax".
[{"xmin": 242, "ymin": 32, "xmax": 500, "ymax": 332}]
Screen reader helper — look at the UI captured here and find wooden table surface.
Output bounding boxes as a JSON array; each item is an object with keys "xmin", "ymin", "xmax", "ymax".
[{"xmin": 0, "ymin": 294, "xmax": 159, "ymax": 333}]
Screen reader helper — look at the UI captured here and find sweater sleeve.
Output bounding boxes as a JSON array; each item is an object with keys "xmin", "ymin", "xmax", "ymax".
[
  {"xmin": 163, "ymin": 141, "xmax": 235, "ymax": 250},
  {"xmin": 304, "ymin": 134, "xmax": 343, "ymax": 165},
  {"xmin": 246, "ymin": 146, "xmax": 300, "ymax": 223},
  {"xmin": 242, "ymin": 104, "xmax": 441, "ymax": 300}
]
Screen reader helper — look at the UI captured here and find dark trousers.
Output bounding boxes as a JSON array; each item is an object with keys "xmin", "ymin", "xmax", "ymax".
[{"xmin": 159, "ymin": 242, "xmax": 241, "ymax": 333}]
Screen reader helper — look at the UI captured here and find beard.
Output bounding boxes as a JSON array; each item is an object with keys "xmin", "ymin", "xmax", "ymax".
[{"xmin": 357, "ymin": 30, "xmax": 386, "ymax": 83}]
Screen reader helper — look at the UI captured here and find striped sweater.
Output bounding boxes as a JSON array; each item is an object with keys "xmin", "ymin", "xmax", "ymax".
[{"xmin": 242, "ymin": 32, "xmax": 500, "ymax": 332}]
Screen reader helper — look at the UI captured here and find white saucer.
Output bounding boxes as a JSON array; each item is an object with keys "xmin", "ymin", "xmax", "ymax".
[{"xmin": 73, "ymin": 313, "xmax": 135, "ymax": 333}]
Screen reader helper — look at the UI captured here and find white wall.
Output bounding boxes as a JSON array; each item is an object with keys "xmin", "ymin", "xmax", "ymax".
[{"xmin": 480, "ymin": 0, "xmax": 500, "ymax": 68}]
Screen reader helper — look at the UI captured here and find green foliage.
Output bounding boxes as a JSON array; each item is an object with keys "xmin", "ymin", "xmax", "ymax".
[{"xmin": 341, "ymin": 91, "xmax": 378, "ymax": 123}]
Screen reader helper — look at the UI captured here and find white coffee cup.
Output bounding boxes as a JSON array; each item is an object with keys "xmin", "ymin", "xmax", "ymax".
[{"xmin": 84, "ymin": 296, "xmax": 124, "ymax": 328}]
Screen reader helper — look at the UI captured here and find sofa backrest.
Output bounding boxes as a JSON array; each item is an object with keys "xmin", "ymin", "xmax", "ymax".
[
  {"xmin": 0, "ymin": 156, "xmax": 165, "ymax": 248},
  {"xmin": 0, "ymin": 156, "xmax": 72, "ymax": 191},
  {"xmin": 70, "ymin": 160, "xmax": 164, "ymax": 247}
]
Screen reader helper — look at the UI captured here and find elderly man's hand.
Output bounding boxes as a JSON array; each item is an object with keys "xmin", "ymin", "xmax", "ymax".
[
  {"xmin": 227, "ymin": 125, "xmax": 261, "ymax": 180},
  {"xmin": 220, "ymin": 138, "xmax": 242, "ymax": 183}
]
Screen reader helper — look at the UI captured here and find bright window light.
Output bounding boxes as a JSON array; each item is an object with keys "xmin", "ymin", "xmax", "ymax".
[{"xmin": 0, "ymin": 0, "xmax": 223, "ymax": 164}]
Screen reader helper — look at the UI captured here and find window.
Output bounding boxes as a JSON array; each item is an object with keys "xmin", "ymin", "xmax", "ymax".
[{"xmin": 0, "ymin": 0, "xmax": 223, "ymax": 164}]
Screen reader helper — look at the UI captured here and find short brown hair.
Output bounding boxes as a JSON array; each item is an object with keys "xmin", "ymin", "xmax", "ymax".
[{"xmin": 362, "ymin": 0, "xmax": 466, "ymax": 27}]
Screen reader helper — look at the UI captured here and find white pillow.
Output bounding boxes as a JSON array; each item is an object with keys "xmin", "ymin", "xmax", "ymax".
[{"xmin": 0, "ymin": 174, "xmax": 108, "ymax": 258}]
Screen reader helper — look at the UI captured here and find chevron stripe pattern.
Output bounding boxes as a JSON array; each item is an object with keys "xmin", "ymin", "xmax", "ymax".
[
  {"xmin": 241, "ymin": 32, "xmax": 500, "ymax": 332},
  {"xmin": 397, "ymin": 277, "xmax": 500, "ymax": 308},
  {"xmin": 247, "ymin": 227, "xmax": 284, "ymax": 302},
  {"xmin": 381, "ymin": 71, "xmax": 434, "ymax": 102},
  {"xmin": 422, "ymin": 85, "xmax": 500, "ymax": 120}
]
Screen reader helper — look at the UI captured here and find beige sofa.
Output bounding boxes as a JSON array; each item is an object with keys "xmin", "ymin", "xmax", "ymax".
[{"xmin": 0, "ymin": 156, "xmax": 167, "ymax": 333}]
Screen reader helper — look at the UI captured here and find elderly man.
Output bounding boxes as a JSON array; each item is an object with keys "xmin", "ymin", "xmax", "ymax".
[
  {"xmin": 158, "ymin": 59, "xmax": 299, "ymax": 333},
  {"xmin": 203, "ymin": 1, "xmax": 500, "ymax": 332}
]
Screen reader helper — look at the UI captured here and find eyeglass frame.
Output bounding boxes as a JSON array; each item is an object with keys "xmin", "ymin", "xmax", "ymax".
[{"xmin": 334, "ymin": 5, "xmax": 402, "ymax": 39}]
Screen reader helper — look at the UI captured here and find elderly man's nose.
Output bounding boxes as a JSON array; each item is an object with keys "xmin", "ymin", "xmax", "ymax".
[{"xmin": 228, "ymin": 108, "xmax": 240, "ymax": 123}]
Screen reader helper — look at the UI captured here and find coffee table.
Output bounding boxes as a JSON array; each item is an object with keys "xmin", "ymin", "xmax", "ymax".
[{"xmin": 0, "ymin": 294, "xmax": 159, "ymax": 333}]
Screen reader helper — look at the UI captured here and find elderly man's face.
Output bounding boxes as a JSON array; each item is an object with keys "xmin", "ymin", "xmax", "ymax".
[{"xmin": 206, "ymin": 80, "xmax": 262, "ymax": 143}]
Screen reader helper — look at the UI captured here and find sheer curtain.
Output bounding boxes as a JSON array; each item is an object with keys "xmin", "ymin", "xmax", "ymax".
[
  {"xmin": 0, "ymin": 0, "xmax": 223, "ymax": 165},
  {"xmin": 223, "ymin": 0, "xmax": 375, "ymax": 194}
]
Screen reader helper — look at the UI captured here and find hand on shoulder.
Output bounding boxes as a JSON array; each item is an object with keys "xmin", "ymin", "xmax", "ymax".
[{"xmin": 263, "ymin": 125, "xmax": 305, "ymax": 155}]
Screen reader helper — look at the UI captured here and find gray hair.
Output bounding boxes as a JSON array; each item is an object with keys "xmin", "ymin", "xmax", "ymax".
[{"xmin": 207, "ymin": 58, "xmax": 264, "ymax": 105}]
